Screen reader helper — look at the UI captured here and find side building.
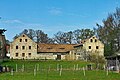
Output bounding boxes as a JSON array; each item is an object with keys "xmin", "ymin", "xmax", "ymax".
[
  {"xmin": 37, "ymin": 43, "xmax": 75, "ymax": 60},
  {"xmin": 73, "ymin": 36, "xmax": 104, "ymax": 60},
  {"xmin": 10, "ymin": 34, "xmax": 37, "ymax": 59}
]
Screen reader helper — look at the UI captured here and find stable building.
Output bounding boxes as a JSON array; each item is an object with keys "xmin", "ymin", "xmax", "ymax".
[{"xmin": 37, "ymin": 43, "xmax": 75, "ymax": 60}]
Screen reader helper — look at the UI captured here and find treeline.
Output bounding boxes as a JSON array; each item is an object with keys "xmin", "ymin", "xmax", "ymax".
[
  {"xmin": 13, "ymin": 29, "xmax": 95, "ymax": 44},
  {"xmin": 13, "ymin": 7, "xmax": 120, "ymax": 56}
]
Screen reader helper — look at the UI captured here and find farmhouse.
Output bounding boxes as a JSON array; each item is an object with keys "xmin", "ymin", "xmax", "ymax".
[
  {"xmin": 73, "ymin": 36, "xmax": 104, "ymax": 60},
  {"xmin": 10, "ymin": 34, "xmax": 37, "ymax": 59},
  {"xmin": 10, "ymin": 34, "xmax": 104, "ymax": 60}
]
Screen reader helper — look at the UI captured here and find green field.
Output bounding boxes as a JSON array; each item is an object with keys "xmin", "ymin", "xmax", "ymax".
[{"xmin": 0, "ymin": 60, "xmax": 120, "ymax": 80}]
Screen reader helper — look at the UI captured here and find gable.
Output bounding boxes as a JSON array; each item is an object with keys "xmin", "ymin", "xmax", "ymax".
[{"xmin": 11, "ymin": 34, "xmax": 36, "ymax": 45}]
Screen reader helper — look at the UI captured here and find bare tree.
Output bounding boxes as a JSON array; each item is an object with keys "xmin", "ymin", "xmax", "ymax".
[
  {"xmin": 73, "ymin": 29, "xmax": 95, "ymax": 43},
  {"xmin": 35, "ymin": 30, "xmax": 49, "ymax": 43},
  {"xmin": 95, "ymin": 7, "xmax": 120, "ymax": 56}
]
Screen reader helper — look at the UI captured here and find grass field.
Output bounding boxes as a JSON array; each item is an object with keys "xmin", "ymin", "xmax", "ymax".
[{"xmin": 0, "ymin": 60, "xmax": 120, "ymax": 80}]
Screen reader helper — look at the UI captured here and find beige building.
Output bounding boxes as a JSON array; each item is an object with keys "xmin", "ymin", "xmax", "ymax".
[
  {"xmin": 10, "ymin": 34, "xmax": 104, "ymax": 60},
  {"xmin": 73, "ymin": 36, "xmax": 104, "ymax": 60},
  {"xmin": 10, "ymin": 34, "xmax": 37, "ymax": 59}
]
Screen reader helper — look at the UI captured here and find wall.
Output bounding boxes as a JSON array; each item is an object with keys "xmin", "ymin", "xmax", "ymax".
[{"xmin": 37, "ymin": 52, "xmax": 66, "ymax": 60}]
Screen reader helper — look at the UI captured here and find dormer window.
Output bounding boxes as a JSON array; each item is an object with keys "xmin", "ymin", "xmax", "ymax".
[{"xmin": 59, "ymin": 48, "xmax": 65, "ymax": 49}]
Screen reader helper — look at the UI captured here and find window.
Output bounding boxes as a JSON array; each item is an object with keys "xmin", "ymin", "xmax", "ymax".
[
  {"xmin": 20, "ymin": 39, "xmax": 22, "ymax": 42},
  {"xmin": 25, "ymin": 39, "xmax": 27, "ymax": 42},
  {"xmin": 23, "ymin": 35, "xmax": 25, "ymax": 37},
  {"xmin": 47, "ymin": 48, "xmax": 52, "ymax": 49},
  {"xmin": 29, "ymin": 46, "xmax": 31, "ymax": 49},
  {"xmin": 96, "ymin": 46, "xmax": 99, "ymax": 49},
  {"xmin": 16, "ymin": 53, "xmax": 18, "ymax": 57},
  {"xmin": 22, "ymin": 53, "xmax": 25, "ymax": 57},
  {"xmin": 16, "ymin": 46, "xmax": 18, "ymax": 49},
  {"xmin": 95, "ymin": 39, "xmax": 97, "ymax": 42},
  {"xmin": 22, "ymin": 46, "xmax": 25, "ymax": 50},
  {"xmin": 89, "ymin": 46, "xmax": 91, "ymax": 49},
  {"xmin": 59, "ymin": 48, "xmax": 65, "ymax": 49},
  {"xmin": 28, "ymin": 53, "xmax": 31, "ymax": 57},
  {"xmin": 90, "ymin": 39, "xmax": 93, "ymax": 42}
]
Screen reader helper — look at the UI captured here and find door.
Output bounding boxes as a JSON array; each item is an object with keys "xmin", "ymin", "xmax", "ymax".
[{"xmin": 57, "ymin": 55, "xmax": 61, "ymax": 60}]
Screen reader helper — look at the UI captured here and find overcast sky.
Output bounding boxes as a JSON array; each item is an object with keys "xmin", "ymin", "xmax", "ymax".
[{"xmin": 0, "ymin": 0, "xmax": 119, "ymax": 41}]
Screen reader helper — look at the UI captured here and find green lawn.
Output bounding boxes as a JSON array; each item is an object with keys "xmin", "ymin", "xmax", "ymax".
[{"xmin": 0, "ymin": 60, "xmax": 120, "ymax": 80}]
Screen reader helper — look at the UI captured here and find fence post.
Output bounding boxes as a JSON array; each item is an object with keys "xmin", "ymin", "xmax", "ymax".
[
  {"xmin": 22, "ymin": 64, "xmax": 24, "ymax": 72},
  {"xmin": 76, "ymin": 64, "xmax": 78, "ymax": 70},
  {"xmin": 59, "ymin": 65, "xmax": 62, "ymax": 76},
  {"xmin": 34, "ymin": 68, "xmax": 36, "ymax": 76},
  {"xmin": 83, "ymin": 67, "xmax": 85, "ymax": 76},
  {"xmin": 37, "ymin": 64, "xmax": 39, "ymax": 71},
  {"xmin": 11, "ymin": 68, "xmax": 14, "ymax": 76},
  {"xmin": 106, "ymin": 67, "xmax": 108, "ymax": 76}
]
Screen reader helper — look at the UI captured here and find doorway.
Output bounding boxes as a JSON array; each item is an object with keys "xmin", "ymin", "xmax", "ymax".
[{"xmin": 57, "ymin": 55, "xmax": 61, "ymax": 60}]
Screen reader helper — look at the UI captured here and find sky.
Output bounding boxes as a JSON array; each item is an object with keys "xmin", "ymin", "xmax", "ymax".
[{"xmin": 0, "ymin": 0, "xmax": 119, "ymax": 41}]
